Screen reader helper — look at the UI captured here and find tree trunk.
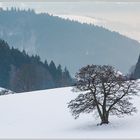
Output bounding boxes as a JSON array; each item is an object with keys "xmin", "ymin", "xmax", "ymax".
[
  {"xmin": 100, "ymin": 118, "xmax": 109, "ymax": 125},
  {"xmin": 100, "ymin": 113, "xmax": 109, "ymax": 125}
]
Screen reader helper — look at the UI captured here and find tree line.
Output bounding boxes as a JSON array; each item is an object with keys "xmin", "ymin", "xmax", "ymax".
[{"xmin": 0, "ymin": 39, "xmax": 73, "ymax": 92}]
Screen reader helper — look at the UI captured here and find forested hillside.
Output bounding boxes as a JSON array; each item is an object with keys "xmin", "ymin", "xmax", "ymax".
[
  {"xmin": 0, "ymin": 8, "xmax": 140, "ymax": 74},
  {"xmin": 0, "ymin": 39, "xmax": 73, "ymax": 92}
]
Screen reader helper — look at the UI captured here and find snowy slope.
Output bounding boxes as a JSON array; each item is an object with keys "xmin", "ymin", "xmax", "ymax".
[{"xmin": 0, "ymin": 87, "xmax": 139, "ymax": 138}]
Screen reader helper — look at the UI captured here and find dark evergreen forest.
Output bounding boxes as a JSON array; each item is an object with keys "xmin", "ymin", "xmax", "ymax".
[{"xmin": 0, "ymin": 39, "xmax": 73, "ymax": 92}]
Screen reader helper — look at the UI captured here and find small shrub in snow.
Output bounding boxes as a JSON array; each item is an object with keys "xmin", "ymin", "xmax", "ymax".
[{"xmin": 0, "ymin": 89, "xmax": 14, "ymax": 96}]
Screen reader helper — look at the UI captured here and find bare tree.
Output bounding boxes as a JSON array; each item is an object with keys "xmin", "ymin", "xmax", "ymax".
[{"xmin": 68, "ymin": 65, "xmax": 138, "ymax": 125}]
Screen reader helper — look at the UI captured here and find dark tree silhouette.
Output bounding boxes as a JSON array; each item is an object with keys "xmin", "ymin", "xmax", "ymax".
[
  {"xmin": 68, "ymin": 65, "xmax": 138, "ymax": 125},
  {"xmin": 132, "ymin": 54, "xmax": 140, "ymax": 79}
]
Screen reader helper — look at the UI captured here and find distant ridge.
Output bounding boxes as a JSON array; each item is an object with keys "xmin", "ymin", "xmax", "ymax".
[{"xmin": 0, "ymin": 8, "xmax": 140, "ymax": 75}]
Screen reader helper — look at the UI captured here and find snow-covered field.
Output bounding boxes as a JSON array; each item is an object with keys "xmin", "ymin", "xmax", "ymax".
[{"xmin": 0, "ymin": 87, "xmax": 139, "ymax": 138}]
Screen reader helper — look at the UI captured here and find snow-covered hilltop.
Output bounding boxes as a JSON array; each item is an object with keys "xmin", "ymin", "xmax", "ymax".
[{"xmin": 0, "ymin": 87, "xmax": 139, "ymax": 138}]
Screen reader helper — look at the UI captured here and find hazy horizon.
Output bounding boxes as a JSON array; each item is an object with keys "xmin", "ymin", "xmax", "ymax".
[{"xmin": 0, "ymin": 2, "xmax": 140, "ymax": 42}]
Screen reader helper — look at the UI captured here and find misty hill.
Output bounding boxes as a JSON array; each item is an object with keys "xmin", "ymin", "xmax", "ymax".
[
  {"xmin": 0, "ymin": 8, "xmax": 140, "ymax": 75},
  {"xmin": 0, "ymin": 39, "xmax": 72, "ymax": 92}
]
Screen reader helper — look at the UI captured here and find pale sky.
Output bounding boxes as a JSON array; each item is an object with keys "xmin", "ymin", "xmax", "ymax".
[{"xmin": 0, "ymin": 2, "xmax": 140, "ymax": 42}]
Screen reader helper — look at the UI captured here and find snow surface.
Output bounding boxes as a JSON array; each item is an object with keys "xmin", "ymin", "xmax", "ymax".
[
  {"xmin": 0, "ymin": 87, "xmax": 139, "ymax": 138},
  {"xmin": 0, "ymin": 87, "xmax": 14, "ymax": 95},
  {"xmin": 0, "ymin": 87, "xmax": 8, "ymax": 91}
]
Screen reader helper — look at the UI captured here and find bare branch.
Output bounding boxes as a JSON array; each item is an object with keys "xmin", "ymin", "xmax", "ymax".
[{"xmin": 68, "ymin": 65, "xmax": 139, "ymax": 124}]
